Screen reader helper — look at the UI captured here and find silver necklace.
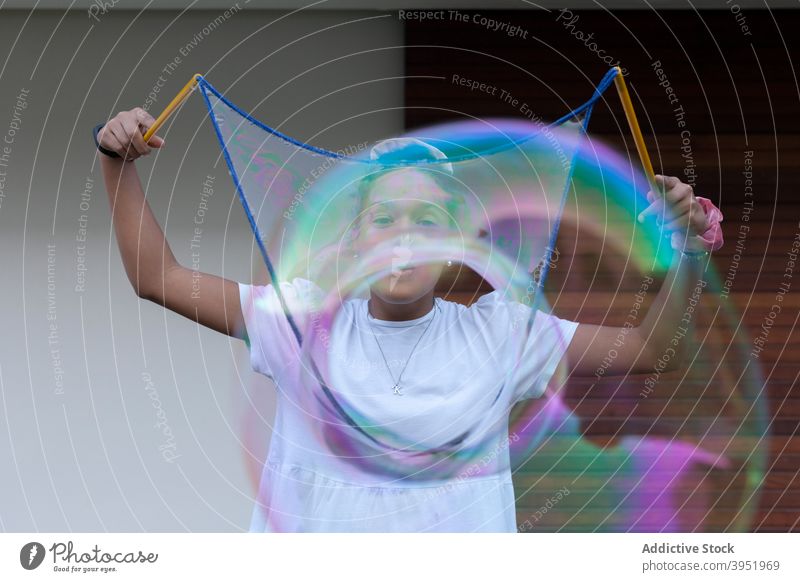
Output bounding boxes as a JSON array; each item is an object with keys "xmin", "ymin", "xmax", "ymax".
[{"xmin": 366, "ymin": 301, "xmax": 438, "ymax": 395}]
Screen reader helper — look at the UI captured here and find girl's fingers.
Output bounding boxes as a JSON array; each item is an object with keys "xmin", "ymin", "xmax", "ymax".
[
  {"xmin": 654, "ymin": 174, "xmax": 680, "ymax": 191},
  {"xmin": 659, "ymin": 200, "xmax": 692, "ymax": 229},
  {"xmin": 641, "ymin": 186, "xmax": 694, "ymax": 224},
  {"xmin": 121, "ymin": 116, "xmax": 150, "ymax": 156},
  {"xmin": 135, "ymin": 107, "xmax": 157, "ymax": 128},
  {"xmin": 99, "ymin": 127, "xmax": 126, "ymax": 156},
  {"xmin": 663, "ymin": 211, "xmax": 690, "ymax": 232},
  {"xmin": 640, "ymin": 175, "xmax": 701, "ymax": 232},
  {"xmin": 638, "ymin": 198, "xmax": 664, "ymax": 222},
  {"xmin": 135, "ymin": 108, "xmax": 161, "ymax": 146},
  {"xmin": 652, "ymin": 175, "xmax": 692, "ymax": 206},
  {"xmin": 670, "ymin": 197, "xmax": 692, "ymax": 217},
  {"xmin": 107, "ymin": 122, "xmax": 139, "ymax": 160}
]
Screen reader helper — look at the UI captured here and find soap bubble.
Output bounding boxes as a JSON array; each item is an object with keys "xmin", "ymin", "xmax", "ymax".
[{"xmin": 208, "ymin": 84, "xmax": 767, "ymax": 531}]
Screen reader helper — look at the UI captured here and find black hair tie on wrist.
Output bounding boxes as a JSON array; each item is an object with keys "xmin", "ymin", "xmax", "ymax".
[{"xmin": 93, "ymin": 123, "xmax": 121, "ymax": 158}]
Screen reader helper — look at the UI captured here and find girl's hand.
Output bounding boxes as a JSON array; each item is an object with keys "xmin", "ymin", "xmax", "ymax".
[
  {"xmin": 97, "ymin": 107, "xmax": 164, "ymax": 162},
  {"xmin": 637, "ymin": 174, "xmax": 707, "ymax": 236}
]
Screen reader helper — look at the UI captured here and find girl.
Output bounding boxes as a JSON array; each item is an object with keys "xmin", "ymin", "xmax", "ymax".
[{"xmin": 96, "ymin": 107, "xmax": 722, "ymax": 532}]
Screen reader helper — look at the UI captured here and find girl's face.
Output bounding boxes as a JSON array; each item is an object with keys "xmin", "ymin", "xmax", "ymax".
[{"xmin": 353, "ymin": 168, "xmax": 455, "ymax": 305}]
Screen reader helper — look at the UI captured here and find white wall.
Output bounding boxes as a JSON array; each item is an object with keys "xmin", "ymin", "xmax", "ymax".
[{"xmin": 0, "ymin": 9, "xmax": 403, "ymax": 531}]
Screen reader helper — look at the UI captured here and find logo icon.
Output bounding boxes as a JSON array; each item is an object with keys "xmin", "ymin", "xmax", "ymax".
[{"xmin": 20, "ymin": 542, "xmax": 46, "ymax": 570}]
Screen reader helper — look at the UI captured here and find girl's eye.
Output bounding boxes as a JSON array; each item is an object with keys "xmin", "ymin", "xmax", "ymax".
[
  {"xmin": 373, "ymin": 216, "xmax": 393, "ymax": 226},
  {"xmin": 417, "ymin": 216, "xmax": 445, "ymax": 227}
]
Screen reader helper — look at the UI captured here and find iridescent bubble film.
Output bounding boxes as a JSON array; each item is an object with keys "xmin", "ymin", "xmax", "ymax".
[
  {"xmin": 202, "ymin": 75, "xmax": 767, "ymax": 532},
  {"xmin": 508, "ymin": 134, "xmax": 768, "ymax": 532}
]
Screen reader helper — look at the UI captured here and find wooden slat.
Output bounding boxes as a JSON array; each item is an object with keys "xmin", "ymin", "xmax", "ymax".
[{"xmin": 408, "ymin": 8, "xmax": 799, "ymax": 532}]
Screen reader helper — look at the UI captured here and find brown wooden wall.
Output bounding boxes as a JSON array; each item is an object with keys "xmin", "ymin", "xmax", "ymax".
[{"xmin": 405, "ymin": 9, "xmax": 799, "ymax": 532}]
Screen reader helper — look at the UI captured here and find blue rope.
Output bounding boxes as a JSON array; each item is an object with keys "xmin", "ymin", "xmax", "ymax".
[
  {"xmin": 195, "ymin": 67, "xmax": 619, "ymax": 167},
  {"xmin": 519, "ymin": 71, "xmax": 617, "ymax": 366},
  {"xmin": 529, "ymin": 100, "xmax": 598, "ymax": 321},
  {"xmin": 197, "ymin": 81, "xmax": 305, "ymax": 347}
]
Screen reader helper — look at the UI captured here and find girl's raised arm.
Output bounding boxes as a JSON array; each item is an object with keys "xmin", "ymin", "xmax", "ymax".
[{"xmin": 98, "ymin": 108, "xmax": 245, "ymax": 340}]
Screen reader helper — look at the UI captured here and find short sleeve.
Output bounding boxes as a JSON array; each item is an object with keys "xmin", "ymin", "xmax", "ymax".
[
  {"xmin": 513, "ymin": 308, "xmax": 579, "ymax": 401},
  {"xmin": 238, "ymin": 279, "xmax": 318, "ymax": 380},
  {"xmin": 472, "ymin": 291, "xmax": 579, "ymax": 402}
]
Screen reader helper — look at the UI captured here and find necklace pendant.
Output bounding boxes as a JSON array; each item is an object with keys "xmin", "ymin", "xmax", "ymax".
[{"xmin": 392, "ymin": 383, "xmax": 403, "ymax": 395}]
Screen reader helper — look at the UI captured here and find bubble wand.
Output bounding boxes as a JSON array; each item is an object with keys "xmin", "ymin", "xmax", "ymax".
[
  {"xmin": 142, "ymin": 73, "xmax": 203, "ymax": 143},
  {"xmin": 612, "ymin": 66, "xmax": 659, "ymax": 194}
]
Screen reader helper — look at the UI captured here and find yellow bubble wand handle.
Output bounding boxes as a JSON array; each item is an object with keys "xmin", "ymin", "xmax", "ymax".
[
  {"xmin": 142, "ymin": 73, "xmax": 203, "ymax": 143},
  {"xmin": 612, "ymin": 66, "xmax": 659, "ymax": 193}
]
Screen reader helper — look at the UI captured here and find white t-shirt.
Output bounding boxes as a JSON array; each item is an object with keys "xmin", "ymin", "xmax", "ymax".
[{"xmin": 238, "ymin": 278, "xmax": 579, "ymax": 532}]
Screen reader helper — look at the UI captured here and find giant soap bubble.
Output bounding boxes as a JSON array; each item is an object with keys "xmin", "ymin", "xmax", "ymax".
[{"xmin": 202, "ymin": 77, "xmax": 768, "ymax": 532}]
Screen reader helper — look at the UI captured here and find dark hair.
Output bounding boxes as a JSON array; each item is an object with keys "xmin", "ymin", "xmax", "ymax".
[{"xmin": 354, "ymin": 166, "xmax": 469, "ymax": 230}]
